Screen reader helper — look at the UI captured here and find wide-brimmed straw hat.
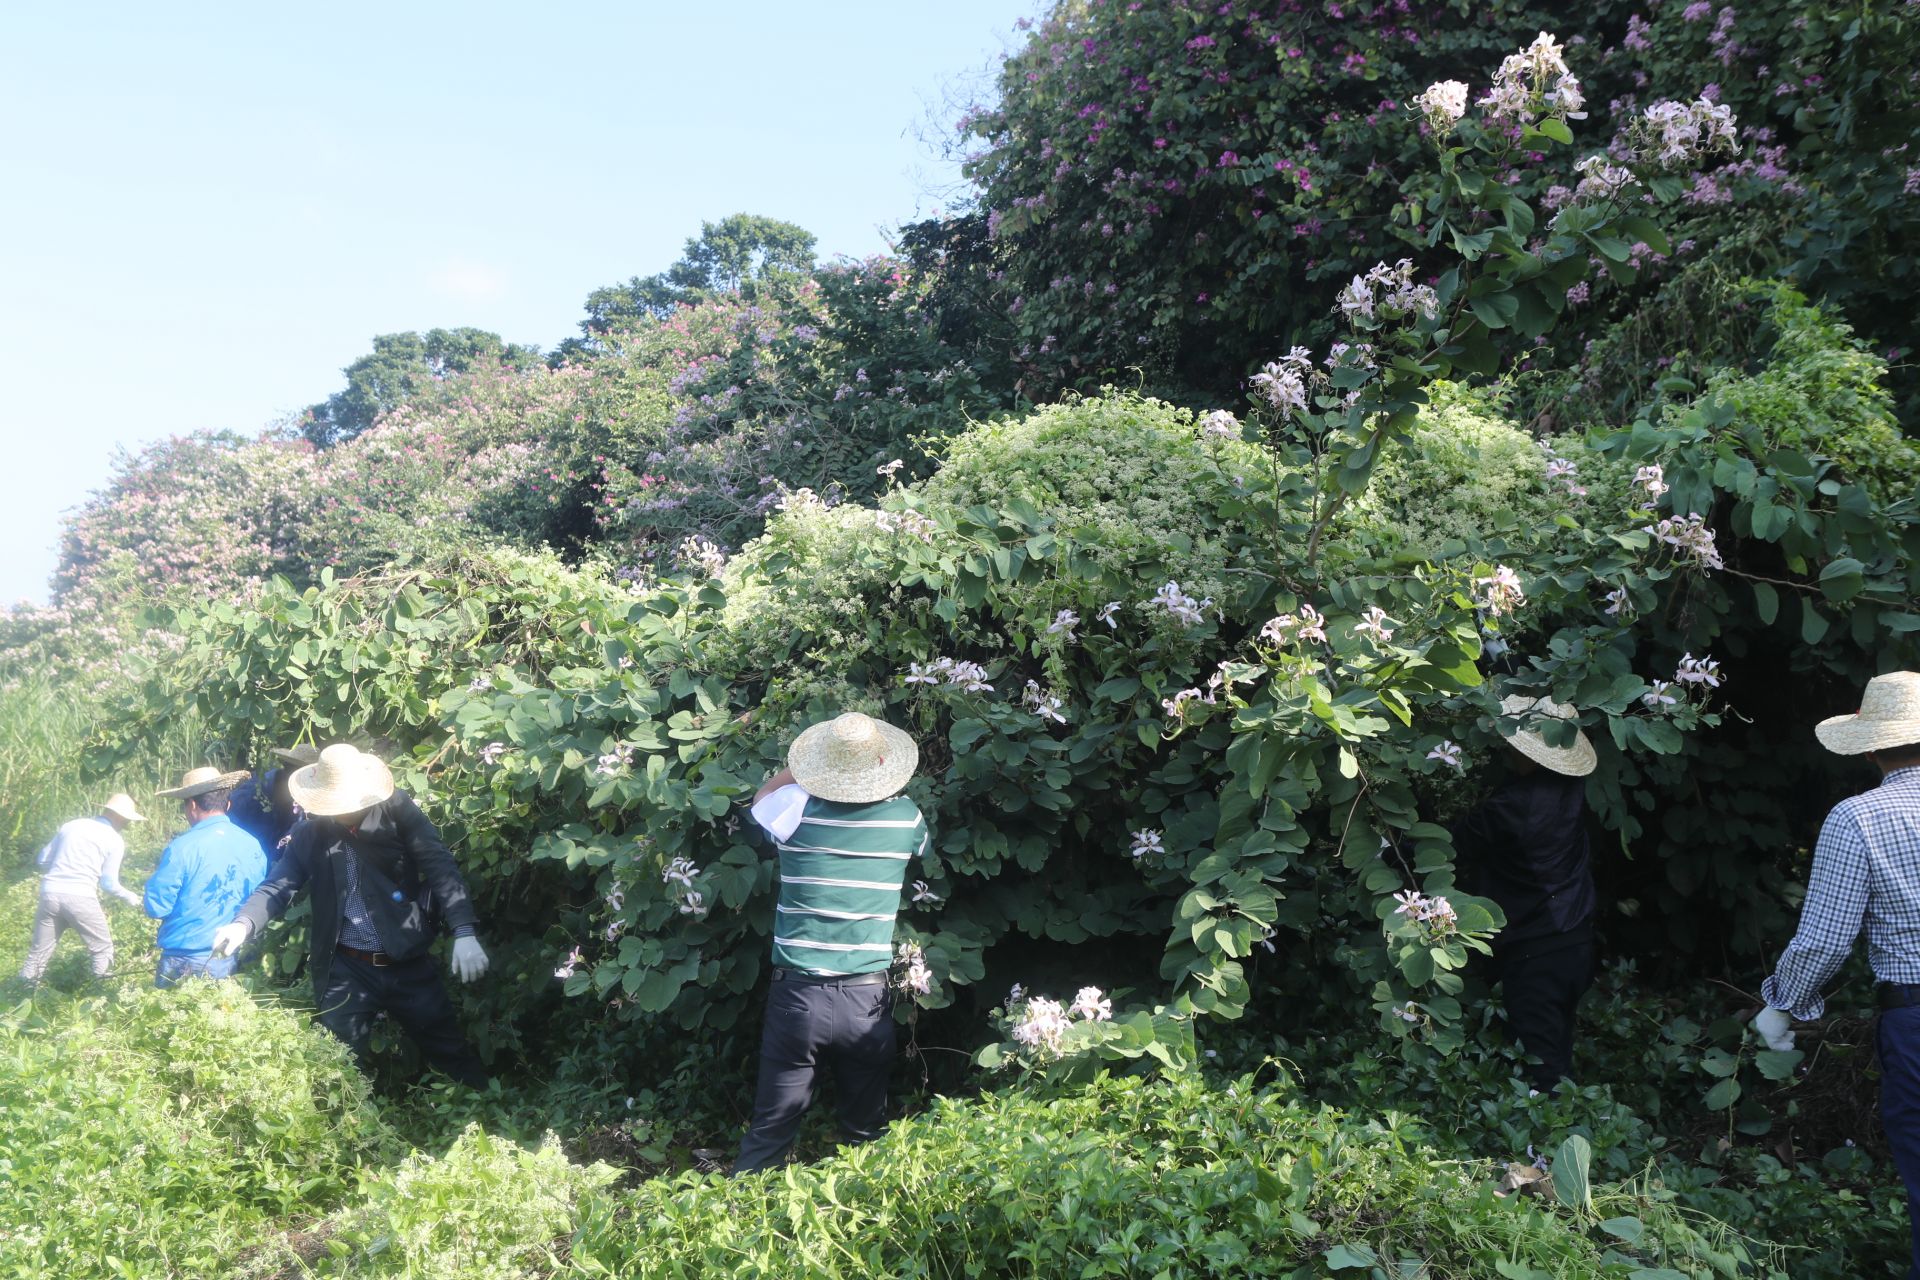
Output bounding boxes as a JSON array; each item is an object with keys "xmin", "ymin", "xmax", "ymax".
[
  {"xmin": 155, "ymin": 766, "xmax": 252, "ymax": 799},
  {"xmin": 787, "ymin": 712, "xmax": 918, "ymax": 804},
  {"xmin": 1815, "ymin": 671, "xmax": 1920, "ymax": 756},
  {"xmin": 102, "ymin": 792, "xmax": 145, "ymax": 822},
  {"xmin": 1498, "ymin": 694, "xmax": 1597, "ymax": 778},
  {"xmin": 287, "ymin": 744, "xmax": 396, "ymax": 817},
  {"xmin": 271, "ymin": 744, "xmax": 321, "ymax": 767}
]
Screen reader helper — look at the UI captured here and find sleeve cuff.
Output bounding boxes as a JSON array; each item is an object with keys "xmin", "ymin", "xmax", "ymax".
[
  {"xmin": 453, "ymin": 924, "xmax": 477, "ymax": 939},
  {"xmin": 1759, "ymin": 974, "xmax": 1825, "ymax": 1023}
]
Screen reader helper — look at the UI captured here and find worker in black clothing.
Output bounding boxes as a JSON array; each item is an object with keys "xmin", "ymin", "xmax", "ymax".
[
  {"xmin": 211, "ymin": 744, "xmax": 491, "ymax": 1085},
  {"xmin": 1451, "ymin": 694, "xmax": 1598, "ymax": 1091}
]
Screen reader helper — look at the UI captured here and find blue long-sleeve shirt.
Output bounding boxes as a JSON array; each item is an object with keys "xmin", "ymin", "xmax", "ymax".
[{"xmin": 144, "ymin": 813, "xmax": 269, "ymax": 957}]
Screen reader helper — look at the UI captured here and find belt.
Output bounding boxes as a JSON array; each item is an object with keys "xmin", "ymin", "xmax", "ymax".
[
  {"xmin": 337, "ymin": 943, "xmax": 393, "ymax": 968},
  {"xmin": 1878, "ymin": 983, "xmax": 1920, "ymax": 1010},
  {"xmin": 771, "ymin": 968, "xmax": 888, "ymax": 987}
]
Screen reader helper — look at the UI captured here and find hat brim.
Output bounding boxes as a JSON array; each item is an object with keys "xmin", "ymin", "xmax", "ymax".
[
  {"xmin": 788, "ymin": 719, "xmax": 919, "ymax": 804},
  {"xmin": 1505, "ymin": 726, "xmax": 1598, "ymax": 777},
  {"xmin": 272, "ymin": 746, "xmax": 321, "ymax": 766},
  {"xmin": 287, "ymin": 756, "xmax": 396, "ymax": 816},
  {"xmin": 103, "ymin": 800, "xmax": 145, "ymax": 822},
  {"xmin": 154, "ymin": 770, "xmax": 252, "ymax": 799},
  {"xmin": 1814, "ymin": 714, "xmax": 1920, "ymax": 756}
]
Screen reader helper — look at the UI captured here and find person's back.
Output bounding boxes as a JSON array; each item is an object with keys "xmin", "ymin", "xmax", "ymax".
[
  {"xmin": 145, "ymin": 768, "xmax": 268, "ymax": 987},
  {"xmin": 38, "ymin": 816, "xmax": 129, "ymax": 899},
  {"xmin": 18, "ymin": 796, "xmax": 144, "ymax": 983},
  {"xmin": 771, "ymin": 791, "xmax": 927, "ymax": 976}
]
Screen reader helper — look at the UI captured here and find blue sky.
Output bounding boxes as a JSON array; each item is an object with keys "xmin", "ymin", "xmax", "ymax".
[{"xmin": 0, "ymin": 0, "xmax": 1035, "ymax": 604}]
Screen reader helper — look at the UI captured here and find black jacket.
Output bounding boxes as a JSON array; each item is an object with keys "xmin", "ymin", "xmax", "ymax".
[
  {"xmin": 1450, "ymin": 770, "xmax": 1595, "ymax": 947},
  {"xmin": 233, "ymin": 791, "xmax": 478, "ymax": 1003}
]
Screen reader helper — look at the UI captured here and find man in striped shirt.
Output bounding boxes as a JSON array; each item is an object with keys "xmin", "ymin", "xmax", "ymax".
[
  {"xmin": 1751, "ymin": 671, "xmax": 1920, "ymax": 1278},
  {"xmin": 734, "ymin": 711, "xmax": 928, "ymax": 1173}
]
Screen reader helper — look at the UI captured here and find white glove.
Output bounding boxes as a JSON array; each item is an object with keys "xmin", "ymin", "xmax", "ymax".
[
  {"xmin": 113, "ymin": 889, "xmax": 142, "ymax": 908},
  {"xmin": 209, "ymin": 921, "xmax": 252, "ymax": 958},
  {"xmin": 450, "ymin": 935, "xmax": 490, "ymax": 983},
  {"xmin": 1752, "ymin": 1005, "xmax": 1796, "ymax": 1052}
]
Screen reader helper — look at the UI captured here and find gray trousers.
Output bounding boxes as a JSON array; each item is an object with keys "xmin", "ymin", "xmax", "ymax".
[
  {"xmin": 734, "ymin": 975, "xmax": 895, "ymax": 1173},
  {"xmin": 21, "ymin": 892, "xmax": 115, "ymax": 979}
]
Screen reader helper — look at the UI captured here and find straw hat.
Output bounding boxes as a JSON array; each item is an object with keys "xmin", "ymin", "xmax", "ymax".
[
  {"xmin": 1497, "ymin": 694, "xmax": 1598, "ymax": 778},
  {"xmin": 155, "ymin": 766, "xmax": 252, "ymax": 799},
  {"xmin": 287, "ymin": 744, "xmax": 396, "ymax": 817},
  {"xmin": 787, "ymin": 712, "xmax": 918, "ymax": 804},
  {"xmin": 1815, "ymin": 671, "xmax": 1920, "ymax": 755},
  {"xmin": 102, "ymin": 792, "xmax": 144, "ymax": 822},
  {"xmin": 271, "ymin": 744, "xmax": 321, "ymax": 767}
]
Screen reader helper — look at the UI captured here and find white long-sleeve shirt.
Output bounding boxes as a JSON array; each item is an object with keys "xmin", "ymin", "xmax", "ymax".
[{"xmin": 37, "ymin": 816, "xmax": 138, "ymax": 904}]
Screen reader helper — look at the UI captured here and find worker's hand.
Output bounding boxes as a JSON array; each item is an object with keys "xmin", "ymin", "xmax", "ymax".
[
  {"xmin": 113, "ymin": 889, "xmax": 142, "ymax": 908},
  {"xmin": 450, "ymin": 936, "xmax": 490, "ymax": 983},
  {"xmin": 1752, "ymin": 1005, "xmax": 1796, "ymax": 1052},
  {"xmin": 209, "ymin": 921, "xmax": 252, "ymax": 958}
]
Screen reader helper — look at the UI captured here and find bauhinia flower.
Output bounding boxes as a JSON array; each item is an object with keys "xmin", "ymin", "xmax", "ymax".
[
  {"xmin": 1603, "ymin": 586, "xmax": 1630, "ymax": 617},
  {"xmin": 596, "ymin": 743, "xmax": 636, "ymax": 777},
  {"xmin": 1024, "ymin": 680, "xmax": 1068, "ymax": 725},
  {"xmin": 1641, "ymin": 679, "xmax": 1678, "ymax": 709},
  {"xmin": 1571, "ymin": 154, "xmax": 1634, "ymax": 202},
  {"xmin": 554, "ymin": 946, "xmax": 583, "ymax": 980},
  {"xmin": 1475, "ymin": 565, "xmax": 1526, "ymax": 616},
  {"xmin": 1627, "ymin": 97, "xmax": 1739, "ymax": 169},
  {"xmin": 1095, "ymin": 601, "xmax": 1122, "ymax": 629},
  {"xmin": 1338, "ymin": 259, "xmax": 1440, "ymax": 326},
  {"xmin": 1634, "ymin": 463, "xmax": 1670, "ymax": 500},
  {"xmin": 1392, "ymin": 1003, "xmax": 1422, "ymax": 1024},
  {"xmin": 1260, "ymin": 603, "xmax": 1328, "ymax": 646},
  {"xmin": 1354, "ymin": 606, "xmax": 1395, "ymax": 643},
  {"xmin": 478, "ymin": 741, "xmax": 508, "ymax": 765},
  {"xmin": 1161, "ymin": 687, "xmax": 1213, "ymax": 719},
  {"xmin": 1250, "ymin": 348, "xmax": 1315, "ymax": 415},
  {"xmin": 1046, "ymin": 608, "xmax": 1080, "ymax": 639},
  {"xmin": 1199, "ymin": 409, "xmax": 1240, "ymax": 438},
  {"xmin": 1414, "ymin": 79, "xmax": 1469, "ymax": 133},
  {"xmin": 467, "ymin": 674, "xmax": 493, "ymax": 694},
  {"xmin": 877, "ymin": 458, "xmax": 905, "ymax": 478},
  {"xmin": 1478, "ymin": 32, "xmax": 1584, "ymax": 126},
  {"xmin": 1674, "ymin": 653, "xmax": 1723, "ymax": 688},
  {"xmin": 894, "ymin": 941, "xmax": 934, "ymax": 996},
  {"xmin": 910, "ymin": 880, "xmax": 941, "ymax": 905},
  {"xmin": 1068, "ymin": 986, "xmax": 1113, "ymax": 1022},
  {"xmin": 1642, "ymin": 512, "xmax": 1724, "ymax": 570},
  {"xmin": 874, "ymin": 509, "xmax": 937, "ymax": 541},
  {"xmin": 1145, "ymin": 581, "xmax": 1211, "ymax": 627},
  {"xmin": 661, "ymin": 856, "xmax": 697, "ymax": 889},
  {"xmin": 1010, "ymin": 996, "xmax": 1073, "ymax": 1053},
  {"xmin": 1426, "ymin": 739, "xmax": 1465, "ymax": 770},
  {"xmin": 902, "ymin": 656, "xmax": 994, "ymax": 693},
  {"xmin": 677, "ymin": 891, "xmax": 708, "ymax": 918},
  {"xmin": 1392, "ymin": 890, "xmax": 1460, "ymax": 934},
  {"xmin": 678, "ymin": 535, "xmax": 727, "ymax": 577},
  {"xmin": 1129, "ymin": 828, "xmax": 1165, "ymax": 860}
]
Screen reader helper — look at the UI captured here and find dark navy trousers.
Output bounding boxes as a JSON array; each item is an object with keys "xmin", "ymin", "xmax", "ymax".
[
  {"xmin": 316, "ymin": 949, "xmax": 487, "ymax": 1087},
  {"xmin": 1880, "ymin": 1005, "xmax": 1920, "ymax": 1279},
  {"xmin": 734, "ymin": 974, "xmax": 895, "ymax": 1173}
]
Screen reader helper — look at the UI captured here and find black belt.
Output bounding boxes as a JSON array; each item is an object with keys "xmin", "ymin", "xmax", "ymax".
[
  {"xmin": 1878, "ymin": 982, "xmax": 1920, "ymax": 1010},
  {"xmin": 771, "ymin": 968, "xmax": 887, "ymax": 987},
  {"xmin": 338, "ymin": 943, "xmax": 393, "ymax": 968}
]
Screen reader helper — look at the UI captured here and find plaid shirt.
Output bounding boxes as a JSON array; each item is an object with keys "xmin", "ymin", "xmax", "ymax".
[{"xmin": 1762, "ymin": 766, "xmax": 1920, "ymax": 1020}]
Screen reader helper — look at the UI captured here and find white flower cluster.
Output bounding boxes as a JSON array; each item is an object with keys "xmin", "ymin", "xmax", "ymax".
[
  {"xmin": 1675, "ymin": 652, "xmax": 1723, "ymax": 688},
  {"xmin": 554, "ymin": 945, "xmax": 584, "ymax": 980},
  {"xmin": 1260, "ymin": 604, "xmax": 1328, "ymax": 646},
  {"xmin": 1627, "ymin": 97, "xmax": 1739, "ymax": 170},
  {"xmin": 1642, "ymin": 512, "xmax": 1725, "ymax": 571},
  {"xmin": 1008, "ymin": 985, "xmax": 1114, "ymax": 1056},
  {"xmin": 1336, "ymin": 259, "xmax": 1440, "ymax": 325},
  {"xmin": 1392, "ymin": 889, "xmax": 1460, "ymax": 935},
  {"xmin": 1129, "ymin": 828, "xmax": 1164, "ymax": 861},
  {"xmin": 894, "ymin": 940, "xmax": 934, "ymax": 996},
  {"xmin": 677, "ymin": 535, "xmax": 728, "ymax": 577},
  {"xmin": 1571, "ymin": 154, "xmax": 1634, "ymax": 202},
  {"xmin": 1199, "ymin": 409, "xmax": 1240, "ymax": 439},
  {"xmin": 776, "ymin": 487, "xmax": 827, "ymax": 514},
  {"xmin": 1325, "ymin": 341, "xmax": 1377, "ymax": 373},
  {"xmin": 1426, "ymin": 739, "xmax": 1465, "ymax": 770},
  {"xmin": 1023, "ymin": 680, "xmax": 1068, "ymax": 725},
  {"xmin": 1634, "ymin": 464, "xmax": 1671, "ymax": 500},
  {"xmin": 904, "ymin": 656, "xmax": 995, "ymax": 693},
  {"xmin": 874, "ymin": 509, "xmax": 937, "ymax": 542},
  {"xmin": 1538, "ymin": 440, "xmax": 1588, "ymax": 497},
  {"xmin": 1160, "ymin": 686, "xmax": 1216, "ymax": 720},
  {"xmin": 1145, "ymin": 581, "xmax": 1211, "ymax": 627},
  {"xmin": 662, "ymin": 856, "xmax": 697, "ymax": 889},
  {"xmin": 596, "ymin": 743, "xmax": 636, "ymax": 777},
  {"xmin": 1414, "ymin": 79, "xmax": 1469, "ymax": 133},
  {"xmin": 1477, "ymin": 32, "xmax": 1585, "ymax": 126},
  {"xmin": 1353, "ymin": 606, "xmax": 1396, "ymax": 643},
  {"xmin": 1251, "ymin": 347, "xmax": 1316, "ymax": 415},
  {"xmin": 1475, "ymin": 565, "xmax": 1526, "ymax": 616}
]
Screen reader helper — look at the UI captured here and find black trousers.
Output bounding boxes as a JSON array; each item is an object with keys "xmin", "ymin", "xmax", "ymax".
[
  {"xmin": 316, "ymin": 949, "xmax": 487, "ymax": 1087},
  {"xmin": 1495, "ymin": 927, "xmax": 1595, "ymax": 1090},
  {"xmin": 734, "ymin": 976, "xmax": 895, "ymax": 1173}
]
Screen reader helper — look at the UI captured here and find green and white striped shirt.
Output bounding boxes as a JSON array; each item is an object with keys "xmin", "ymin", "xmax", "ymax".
[{"xmin": 752, "ymin": 785, "xmax": 927, "ymax": 976}]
